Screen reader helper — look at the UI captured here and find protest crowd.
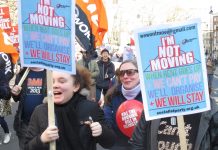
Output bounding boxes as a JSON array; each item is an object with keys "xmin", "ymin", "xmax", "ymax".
[
  {"xmin": 0, "ymin": 0, "xmax": 218, "ymax": 150},
  {"xmin": 1, "ymin": 32, "xmax": 218, "ymax": 150}
]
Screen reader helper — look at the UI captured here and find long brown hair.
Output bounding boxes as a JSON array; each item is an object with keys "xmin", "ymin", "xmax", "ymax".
[{"xmin": 73, "ymin": 65, "xmax": 92, "ymax": 92}]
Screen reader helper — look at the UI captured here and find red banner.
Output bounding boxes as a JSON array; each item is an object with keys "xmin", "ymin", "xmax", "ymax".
[
  {"xmin": 9, "ymin": 25, "xmax": 19, "ymax": 48},
  {"xmin": 0, "ymin": 7, "xmax": 12, "ymax": 32}
]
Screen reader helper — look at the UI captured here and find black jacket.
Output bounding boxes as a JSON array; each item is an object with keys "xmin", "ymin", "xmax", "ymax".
[
  {"xmin": 96, "ymin": 59, "xmax": 115, "ymax": 89},
  {"xmin": 24, "ymin": 95, "xmax": 115, "ymax": 150},
  {"xmin": 0, "ymin": 52, "xmax": 14, "ymax": 100},
  {"xmin": 129, "ymin": 98, "xmax": 218, "ymax": 150},
  {"xmin": 12, "ymin": 68, "xmax": 47, "ymax": 135}
]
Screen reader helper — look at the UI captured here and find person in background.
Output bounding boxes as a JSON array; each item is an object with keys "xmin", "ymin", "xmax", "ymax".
[
  {"xmin": 11, "ymin": 67, "xmax": 47, "ymax": 150},
  {"xmin": 111, "ymin": 52, "xmax": 123, "ymax": 62},
  {"xmin": 24, "ymin": 65, "xmax": 115, "ymax": 150},
  {"xmin": 206, "ymin": 58, "xmax": 215, "ymax": 93},
  {"xmin": 103, "ymin": 60, "xmax": 142, "ymax": 150},
  {"xmin": 0, "ymin": 52, "xmax": 14, "ymax": 144},
  {"xmin": 77, "ymin": 49, "xmax": 99, "ymax": 101},
  {"xmin": 213, "ymin": 53, "xmax": 217, "ymax": 65},
  {"xmin": 129, "ymin": 98, "xmax": 218, "ymax": 150},
  {"xmin": 0, "ymin": 28, "xmax": 19, "ymax": 144},
  {"xmin": 96, "ymin": 48, "xmax": 115, "ymax": 102},
  {"xmin": 122, "ymin": 45, "xmax": 135, "ymax": 61}
]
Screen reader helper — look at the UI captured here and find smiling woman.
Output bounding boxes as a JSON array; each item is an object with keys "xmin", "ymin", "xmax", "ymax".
[
  {"xmin": 24, "ymin": 65, "xmax": 116, "ymax": 150},
  {"xmin": 103, "ymin": 60, "xmax": 143, "ymax": 150},
  {"xmin": 52, "ymin": 66, "xmax": 91, "ymax": 105}
]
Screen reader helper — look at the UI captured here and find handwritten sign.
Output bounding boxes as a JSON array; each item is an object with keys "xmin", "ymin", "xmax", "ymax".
[
  {"xmin": 134, "ymin": 19, "xmax": 210, "ymax": 120},
  {"xmin": 18, "ymin": 0, "xmax": 75, "ymax": 74}
]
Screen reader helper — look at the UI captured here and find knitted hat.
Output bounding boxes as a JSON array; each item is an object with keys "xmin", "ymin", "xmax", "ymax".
[{"xmin": 101, "ymin": 48, "xmax": 109, "ymax": 54}]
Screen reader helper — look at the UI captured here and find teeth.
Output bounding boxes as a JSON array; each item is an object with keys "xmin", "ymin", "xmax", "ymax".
[{"xmin": 54, "ymin": 91, "xmax": 61, "ymax": 95}]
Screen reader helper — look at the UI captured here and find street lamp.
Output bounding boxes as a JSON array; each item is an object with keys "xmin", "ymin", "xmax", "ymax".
[{"xmin": 209, "ymin": 6, "xmax": 213, "ymax": 55}]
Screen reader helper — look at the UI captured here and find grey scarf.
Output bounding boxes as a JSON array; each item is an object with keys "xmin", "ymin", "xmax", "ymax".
[{"xmin": 122, "ymin": 83, "xmax": 141, "ymax": 100}]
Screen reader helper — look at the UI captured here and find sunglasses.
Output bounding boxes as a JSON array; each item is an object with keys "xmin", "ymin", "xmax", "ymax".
[{"xmin": 119, "ymin": 69, "xmax": 138, "ymax": 77}]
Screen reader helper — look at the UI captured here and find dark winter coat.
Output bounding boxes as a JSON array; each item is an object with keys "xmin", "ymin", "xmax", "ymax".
[
  {"xmin": 96, "ymin": 59, "xmax": 115, "ymax": 89},
  {"xmin": 0, "ymin": 52, "xmax": 14, "ymax": 100},
  {"xmin": 24, "ymin": 94, "xmax": 115, "ymax": 150},
  {"xmin": 77, "ymin": 58, "xmax": 99, "ymax": 85},
  {"xmin": 103, "ymin": 84, "xmax": 142, "ymax": 148},
  {"xmin": 129, "ymin": 98, "xmax": 218, "ymax": 150},
  {"xmin": 12, "ymin": 68, "xmax": 47, "ymax": 136}
]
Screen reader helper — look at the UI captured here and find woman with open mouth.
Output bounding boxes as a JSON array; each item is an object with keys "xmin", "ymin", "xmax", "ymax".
[{"xmin": 24, "ymin": 65, "xmax": 115, "ymax": 150}]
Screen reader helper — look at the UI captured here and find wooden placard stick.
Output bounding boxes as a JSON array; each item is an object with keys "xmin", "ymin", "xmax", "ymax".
[
  {"xmin": 17, "ymin": 68, "xmax": 30, "ymax": 86},
  {"xmin": 177, "ymin": 116, "xmax": 187, "ymax": 150},
  {"xmin": 46, "ymin": 70, "xmax": 56, "ymax": 150}
]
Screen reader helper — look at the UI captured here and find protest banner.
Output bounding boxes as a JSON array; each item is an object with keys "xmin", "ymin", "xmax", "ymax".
[
  {"xmin": 18, "ymin": 0, "xmax": 75, "ymax": 74},
  {"xmin": 0, "ymin": 6, "xmax": 12, "ymax": 32},
  {"xmin": 9, "ymin": 25, "xmax": 19, "ymax": 48},
  {"xmin": 0, "ymin": 6, "xmax": 19, "ymax": 48},
  {"xmin": 18, "ymin": 0, "xmax": 75, "ymax": 149},
  {"xmin": 134, "ymin": 19, "xmax": 210, "ymax": 150}
]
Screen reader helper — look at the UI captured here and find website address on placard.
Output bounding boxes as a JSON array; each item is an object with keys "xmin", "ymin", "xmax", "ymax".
[
  {"xmin": 156, "ymin": 105, "xmax": 200, "ymax": 115},
  {"xmin": 31, "ymin": 61, "xmax": 66, "ymax": 69},
  {"xmin": 140, "ymin": 25, "xmax": 196, "ymax": 38}
]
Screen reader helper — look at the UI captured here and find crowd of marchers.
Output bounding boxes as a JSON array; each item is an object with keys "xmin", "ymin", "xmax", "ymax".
[{"xmin": 0, "ymin": 46, "xmax": 217, "ymax": 150}]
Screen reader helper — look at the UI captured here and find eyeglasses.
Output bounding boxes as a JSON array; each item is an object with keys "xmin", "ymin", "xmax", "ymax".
[{"xmin": 119, "ymin": 69, "xmax": 138, "ymax": 77}]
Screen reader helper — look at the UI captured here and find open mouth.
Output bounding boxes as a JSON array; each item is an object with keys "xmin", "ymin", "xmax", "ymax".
[{"xmin": 53, "ymin": 91, "xmax": 62, "ymax": 97}]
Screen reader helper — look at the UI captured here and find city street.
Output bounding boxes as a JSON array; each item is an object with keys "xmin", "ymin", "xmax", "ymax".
[
  {"xmin": 0, "ymin": 63, "xmax": 217, "ymax": 149},
  {"xmin": 0, "ymin": 102, "xmax": 19, "ymax": 149},
  {"xmin": 210, "ymin": 65, "xmax": 218, "ymax": 100}
]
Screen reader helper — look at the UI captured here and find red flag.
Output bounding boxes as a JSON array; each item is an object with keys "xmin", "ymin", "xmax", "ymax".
[
  {"xmin": 0, "ymin": 28, "xmax": 19, "ymax": 64},
  {"xmin": 130, "ymin": 38, "xmax": 135, "ymax": 46},
  {"xmin": 76, "ymin": 0, "xmax": 108, "ymax": 50},
  {"xmin": 94, "ymin": 0, "xmax": 108, "ymax": 47}
]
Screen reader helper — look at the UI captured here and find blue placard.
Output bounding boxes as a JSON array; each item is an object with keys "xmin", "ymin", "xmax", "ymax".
[
  {"xmin": 134, "ymin": 19, "xmax": 210, "ymax": 120},
  {"xmin": 18, "ymin": 0, "xmax": 75, "ymax": 74}
]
